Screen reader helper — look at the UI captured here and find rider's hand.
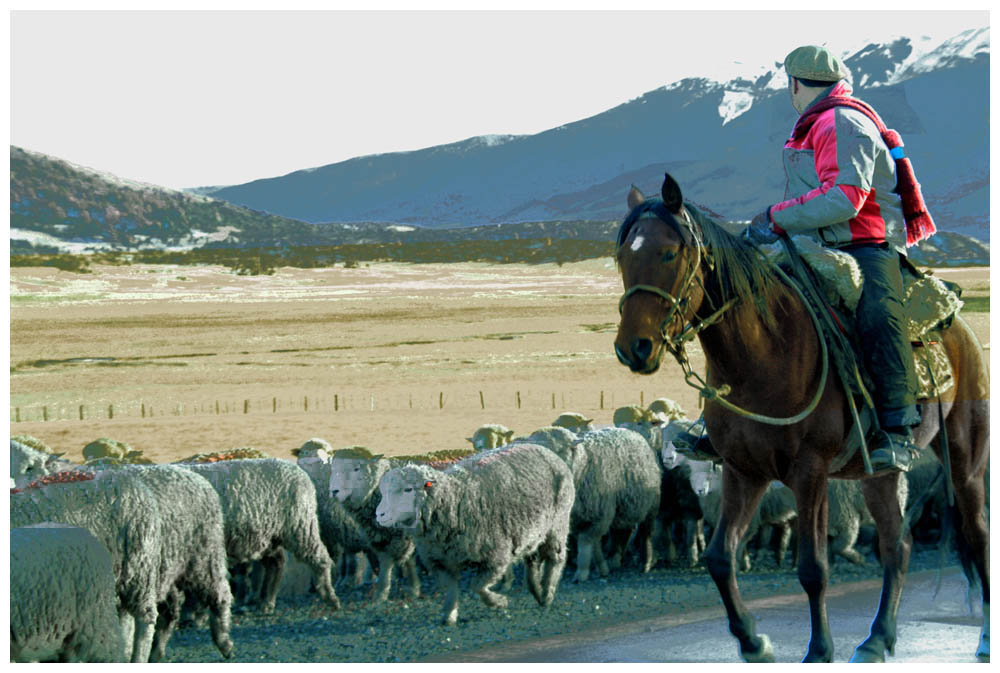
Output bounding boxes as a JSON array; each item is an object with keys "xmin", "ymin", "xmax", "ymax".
[{"xmin": 742, "ymin": 207, "xmax": 779, "ymax": 245}]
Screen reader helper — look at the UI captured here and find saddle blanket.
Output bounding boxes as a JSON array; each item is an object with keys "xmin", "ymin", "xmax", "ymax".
[{"xmin": 761, "ymin": 236, "xmax": 962, "ymax": 397}]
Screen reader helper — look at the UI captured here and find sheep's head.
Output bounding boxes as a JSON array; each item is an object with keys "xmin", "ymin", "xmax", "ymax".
[
  {"xmin": 293, "ymin": 438, "xmax": 332, "ymax": 462},
  {"xmin": 689, "ymin": 461, "xmax": 722, "ymax": 497},
  {"xmin": 376, "ymin": 465, "xmax": 439, "ymax": 532},
  {"xmin": 522, "ymin": 427, "xmax": 578, "ymax": 462},
  {"xmin": 329, "ymin": 447, "xmax": 384, "ymax": 506},
  {"xmin": 466, "ymin": 425, "xmax": 514, "ymax": 451},
  {"xmin": 647, "ymin": 397, "xmax": 687, "ymax": 422},
  {"xmin": 551, "ymin": 412, "xmax": 594, "ymax": 433}
]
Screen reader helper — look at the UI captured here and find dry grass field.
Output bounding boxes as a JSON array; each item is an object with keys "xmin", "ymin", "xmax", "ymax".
[{"xmin": 9, "ymin": 260, "xmax": 990, "ymax": 465}]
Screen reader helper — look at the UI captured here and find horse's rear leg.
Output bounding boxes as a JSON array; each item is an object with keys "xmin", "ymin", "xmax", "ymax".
[
  {"xmin": 790, "ymin": 474, "xmax": 833, "ymax": 662},
  {"xmin": 850, "ymin": 472, "xmax": 910, "ymax": 662},
  {"xmin": 704, "ymin": 469, "xmax": 772, "ymax": 662},
  {"xmin": 942, "ymin": 398, "xmax": 990, "ymax": 661}
]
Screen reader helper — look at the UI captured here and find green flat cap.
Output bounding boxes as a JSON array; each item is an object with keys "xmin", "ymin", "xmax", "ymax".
[{"xmin": 784, "ymin": 45, "xmax": 850, "ymax": 82}]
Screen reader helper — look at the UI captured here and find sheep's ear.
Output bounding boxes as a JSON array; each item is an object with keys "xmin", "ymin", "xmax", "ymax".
[
  {"xmin": 627, "ymin": 184, "xmax": 645, "ymax": 211},
  {"xmin": 661, "ymin": 173, "xmax": 684, "ymax": 215}
]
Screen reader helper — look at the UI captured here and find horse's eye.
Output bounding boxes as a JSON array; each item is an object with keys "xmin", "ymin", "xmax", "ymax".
[{"xmin": 661, "ymin": 249, "xmax": 678, "ymax": 262}]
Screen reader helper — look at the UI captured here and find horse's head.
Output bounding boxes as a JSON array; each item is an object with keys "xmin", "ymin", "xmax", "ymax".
[{"xmin": 614, "ymin": 173, "xmax": 707, "ymax": 374}]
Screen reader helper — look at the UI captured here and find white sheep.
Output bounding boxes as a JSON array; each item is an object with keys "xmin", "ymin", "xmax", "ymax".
[
  {"xmin": 551, "ymin": 412, "xmax": 595, "ymax": 433},
  {"xmin": 691, "ymin": 464, "xmax": 797, "ymax": 571},
  {"xmin": 647, "ymin": 397, "xmax": 687, "ymax": 423},
  {"xmin": 10, "ymin": 523, "xmax": 127, "ymax": 662},
  {"xmin": 466, "ymin": 424, "xmax": 514, "ymax": 451},
  {"xmin": 179, "ymin": 458, "xmax": 341, "ymax": 612},
  {"xmin": 531, "ymin": 426, "xmax": 661, "ymax": 581},
  {"xmin": 10, "ymin": 438, "xmax": 73, "ymax": 489},
  {"xmin": 293, "ymin": 438, "xmax": 374, "ymax": 589},
  {"xmin": 10, "ymin": 465, "xmax": 234, "ymax": 663},
  {"xmin": 329, "ymin": 447, "xmax": 421, "ymax": 603},
  {"xmin": 376, "ymin": 443, "xmax": 575, "ymax": 626}
]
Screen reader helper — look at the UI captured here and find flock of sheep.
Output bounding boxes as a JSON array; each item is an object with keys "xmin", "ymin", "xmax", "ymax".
[{"xmin": 10, "ymin": 398, "xmax": 953, "ymax": 663}]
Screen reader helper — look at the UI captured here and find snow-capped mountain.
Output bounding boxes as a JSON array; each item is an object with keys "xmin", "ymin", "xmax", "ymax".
[{"xmin": 195, "ymin": 28, "xmax": 988, "ymax": 241}]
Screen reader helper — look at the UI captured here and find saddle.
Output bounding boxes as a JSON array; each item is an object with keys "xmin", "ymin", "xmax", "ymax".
[{"xmin": 760, "ymin": 235, "xmax": 963, "ymax": 399}]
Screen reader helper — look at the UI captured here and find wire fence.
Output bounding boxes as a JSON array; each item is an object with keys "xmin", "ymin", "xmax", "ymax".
[{"xmin": 10, "ymin": 388, "xmax": 672, "ymax": 424}]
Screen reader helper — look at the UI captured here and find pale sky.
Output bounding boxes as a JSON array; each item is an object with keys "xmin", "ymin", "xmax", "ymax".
[{"xmin": 8, "ymin": 8, "xmax": 990, "ymax": 190}]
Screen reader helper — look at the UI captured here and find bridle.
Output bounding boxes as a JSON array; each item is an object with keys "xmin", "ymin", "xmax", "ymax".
[{"xmin": 617, "ymin": 201, "xmax": 738, "ymax": 361}]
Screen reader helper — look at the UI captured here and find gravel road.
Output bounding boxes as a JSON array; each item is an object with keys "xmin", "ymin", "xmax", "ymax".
[{"xmin": 162, "ymin": 545, "xmax": 956, "ymax": 663}]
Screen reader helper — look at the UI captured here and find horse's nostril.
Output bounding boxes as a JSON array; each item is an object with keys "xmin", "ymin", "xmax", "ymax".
[
  {"xmin": 633, "ymin": 338, "xmax": 653, "ymax": 363},
  {"xmin": 615, "ymin": 344, "xmax": 632, "ymax": 367}
]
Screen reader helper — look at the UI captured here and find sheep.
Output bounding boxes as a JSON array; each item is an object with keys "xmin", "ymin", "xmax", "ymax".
[
  {"xmin": 376, "ymin": 443, "xmax": 575, "ymax": 626},
  {"xmin": 10, "ymin": 466, "xmax": 234, "ymax": 662},
  {"xmin": 328, "ymin": 447, "xmax": 420, "ymax": 603},
  {"xmin": 179, "ymin": 458, "xmax": 341, "ymax": 613},
  {"xmin": 10, "ymin": 439, "xmax": 73, "ymax": 489},
  {"xmin": 81, "ymin": 437, "xmax": 152, "ymax": 464},
  {"xmin": 551, "ymin": 412, "xmax": 594, "ymax": 433},
  {"xmin": 826, "ymin": 475, "xmax": 908, "ymax": 565},
  {"xmin": 292, "ymin": 438, "xmax": 374, "ymax": 589},
  {"xmin": 10, "ymin": 523, "xmax": 127, "ymax": 662},
  {"xmin": 466, "ymin": 424, "xmax": 514, "ymax": 451},
  {"xmin": 691, "ymin": 464, "xmax": 797, "ymax": 571},
  {"xmin": 612, "ymin": 404, "xmax": 658, "ymax": 427},
  {"xmin": 533, "ymin": 426, "xmax": 661, "ymax": 582},
  {"xmin": 647, "ymin": 397, "xmax": 687, "ymax": 422}
]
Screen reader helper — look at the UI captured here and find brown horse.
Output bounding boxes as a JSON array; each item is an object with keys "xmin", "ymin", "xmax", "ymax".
[{"xmin": 613, "ymin": 173, "xmax": 989, "ymax": 663}]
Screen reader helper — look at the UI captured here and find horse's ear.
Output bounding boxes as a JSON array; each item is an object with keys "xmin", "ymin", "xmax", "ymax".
[
  {"xmin": 661, "ymin": 173, "xmax": 683, "ymax": 214},
  {"xmin": 627, "ymin": 184, "xmax": 645, "ymax": 211}
]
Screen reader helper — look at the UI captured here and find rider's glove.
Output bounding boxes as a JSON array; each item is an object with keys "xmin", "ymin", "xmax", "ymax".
[{"xmin": 742, "ymin": 207, "xmax": 779, "ymax": 245}]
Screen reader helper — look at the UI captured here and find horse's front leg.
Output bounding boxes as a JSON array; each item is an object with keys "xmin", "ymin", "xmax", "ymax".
[
  {"xmin": 703, "ymin": 468, "xmax": 772, "ymax": 662},
  {"xmin": 849, "ymin": 472, "xmax": 911, "ymax": 662},
  {"xmin": 790, "ymin": 471, "xmax": 833, "ymax": 662}
]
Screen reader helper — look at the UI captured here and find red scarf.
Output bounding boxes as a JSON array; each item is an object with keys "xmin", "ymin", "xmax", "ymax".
[{"xmin": 793, "ymin": 95, "xmax": 936, "ymax": 247}]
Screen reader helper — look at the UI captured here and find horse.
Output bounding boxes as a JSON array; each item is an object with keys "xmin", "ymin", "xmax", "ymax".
[{"xmin": 613, "ymin": 173, "xmax": 989, "ymax": 663}]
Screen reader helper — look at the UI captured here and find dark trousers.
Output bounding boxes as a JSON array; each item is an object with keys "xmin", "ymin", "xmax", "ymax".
[{"xmin": 840, "ymin": 243, "xmax": 921, "ymax": 429}]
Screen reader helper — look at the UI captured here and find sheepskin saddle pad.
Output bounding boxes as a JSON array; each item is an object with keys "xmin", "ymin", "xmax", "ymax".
[{"xmin": 761, "ymin": 236, "xmax": 963, "ymax": 397}]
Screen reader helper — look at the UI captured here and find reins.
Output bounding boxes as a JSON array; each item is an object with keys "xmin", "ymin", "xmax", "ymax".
[{"xmin": 618, "ymin": 209, "xmax": 830, "ymax": 426}]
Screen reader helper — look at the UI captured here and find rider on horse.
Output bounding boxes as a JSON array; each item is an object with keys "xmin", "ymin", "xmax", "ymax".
[{"xmin": 743, "ymin": 45, "xmax": 924, "ymax": 474}]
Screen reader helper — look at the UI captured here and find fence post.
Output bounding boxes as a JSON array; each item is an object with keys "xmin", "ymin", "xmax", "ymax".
[
  {"xmin": 79, "ymin": 405, "xmax": 84, "ymax": 420},
  {"xmin": 244, "ymin": 400, "xmax": 249, "ymax": 414},
  {"xmin": 600, "ymin": 391, "xmax": 604, "ymax": 410},
  {"xmin": 640, "ymin": 391, "xmax": 644, "ymax": 406},
  {"xmin": 109, "ymin": 404, "xmax": 114, "ymax": 420},
  {"xmin": 552, "ymin": 393, "xmax": 556, "ymax": 409},
  {"xmin": 15, "ymin": 408, "xmax": 19, "ymax": 423},
  {"xmin": 516, "ymin": 391, "xmax": 521, "ymax": 409},
  {"xmin": 480, "ymin": 391, "xmax": 485, "ymax": 410},
  {"xmin": 439, "ymin": 392, "xmax": 444, "ymax": 409},
  {"xmin": 334, "ymin": 394, "xmax": 339, "ymax": 412},
  {"xmin": 216, "ymin": 401, "xmax": 220, "ymax": 415},
  {"xmin": 43, "ymin": 406, "xmax": 48, "ymax": 422},
  {"xmin": 409, "ymin": 394, "xmax": 412, "ymax": 409},
  {"xmin": 304, "ymin": 397, "xmax": 308, "ymax": 412},
  {"xmin": 273, "ymin": 397, "xmax": 277, "ymax": 413}
]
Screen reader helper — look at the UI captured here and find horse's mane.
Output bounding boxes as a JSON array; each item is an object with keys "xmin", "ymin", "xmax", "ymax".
[{"xmin": 686, "ymin": 204, "xmax": 784, "ymax": 332}]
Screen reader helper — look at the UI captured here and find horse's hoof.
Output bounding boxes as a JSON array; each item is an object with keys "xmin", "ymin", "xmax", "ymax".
[
  {"xmin": 975, "ymin": 638, "xmax": 989, "ymax": 662},
  {"xmin": 849, "ymin": 644, "xmax": 885, "ymax": 663},
  {"xmin": 741, "ymin": 634, "xmax": 774, "ymax": 663}
]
